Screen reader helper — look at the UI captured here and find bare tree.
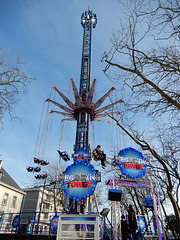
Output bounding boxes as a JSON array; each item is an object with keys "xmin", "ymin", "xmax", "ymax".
[
  {"xmin": 45, "ymin": 163, "xmax": 65, "ymax": 212},
  {"xmin": 31, "ymin": 163, "xmax": 65, "ymax": 213},
  {"xmin": 0, "ymin": 49, "xmax": 35, "ymax": 124},
  {"xmin": 138, "ymin": 0, "xmax": 180, "ymax": 40},
  {"xmin": 100, "ymin": 0, "xmax": 180, "ymax": 232},
  {"xmin": 102, "ymin": 0, "xmax": 180, "ymax": 118},
  {"xmin": 108, "ymin": 114, "xmax": 180, "ymax": 233}
]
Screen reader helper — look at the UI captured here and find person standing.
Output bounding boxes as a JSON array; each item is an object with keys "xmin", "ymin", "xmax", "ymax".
[
  {"xmin": 80, "ymin": 200, "xmax": 86, "ymax": 214},
  {"xmin": 121, "ymin": 214, "xmax": 129, "ymax": 240},
  {"xmin": 128, "ymin": 205, "xmax": 138, "ymax": 240}
]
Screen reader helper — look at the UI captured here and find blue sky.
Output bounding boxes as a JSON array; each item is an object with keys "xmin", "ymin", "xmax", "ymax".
[{"xmin": 0, "ymin": 0, "xmax": 135, "ymax": 188}]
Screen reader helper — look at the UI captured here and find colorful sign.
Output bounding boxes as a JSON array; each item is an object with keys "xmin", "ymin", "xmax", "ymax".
[
  {"xmin": 137, "ymin": 217, "xmax": 146, "ymax": 231},
  {"xmin": 144, "ymin": 198, "xmax": 153, "ymax": 208},
  {"xmin": 61, "ymin": 216, "xmax": 96, "ymax": 221},
  {"xmin": 62, "ymin": 161, "xmax": 99, "ymax": 201},
  {"xmin": 73, "ymin": 149, "xmax": 89, "ymax": 162},
  {"xmin": 12, "ymin": 215, "xmax": 21, "ymax": 228},
  {"xmin": 117, "ymin": 147, "xmax": 147, "ymax": 179},
  {"xmin": 50, "ymin": 215, "xmax": 59, "ymax": 229}
]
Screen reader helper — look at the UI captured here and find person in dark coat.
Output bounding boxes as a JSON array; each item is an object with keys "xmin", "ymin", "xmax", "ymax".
[
  {"xmin": 128, "ymin": 205, "xmax": 138, "ymax": 240},
  {"xmin": 80, "ymin": 200, "xmax": 86, "ymax": 214},
  {"xmin": 121, "ymin": 214, "xmax": 129, "ymax": 240},
  {"xmin": 93, "ymin": 145, "xmax": 106, "ymax": 168}
]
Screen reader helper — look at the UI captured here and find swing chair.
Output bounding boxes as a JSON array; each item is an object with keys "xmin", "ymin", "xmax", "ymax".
[
  {"xmin": 34, "ymin": 167, "xmax": 41, "ymax": 172},
  {"xmin": 91, "ymin": 112, "xmax": 117, "ymax": 168},
  {"xmin": 40, "ymin": 160, "xmax": 49, "ymax": 166},
  {"xmin": 92, "ymin": 148, "xmax": 106, "ymax": 161},
  {"xmin": 26, "ymin": 166, "xmax": 41, "ymax": 173},
  {"xmin": 34, "ymin": 173, "xmax": 48, "ymax": 180},
  {"xmin": 57, "ymin": 150, "xmax": 70, "ymax": 161},
  {"xmin": 33, "ymin": 158, "xmax": 49, "ymax": 165},
  {"xmin": 112, "ymin": 156, "xmax": 118, "ymax": 166},
  {"xmin": 56, "ymin": 105, "xmax": 72, "ymax": 162},
  {"xmin": 26, "ymin": 167, "xmax": 34, "ymax": 172},
  {"xmin": 34, "ymin": 158, "xmax": 41, "ymax": 164}
]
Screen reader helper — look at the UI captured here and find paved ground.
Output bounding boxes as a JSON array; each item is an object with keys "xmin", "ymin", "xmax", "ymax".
[{"xmin": 0, "ymin": 234, "xmax": 56, "ymax": 240}]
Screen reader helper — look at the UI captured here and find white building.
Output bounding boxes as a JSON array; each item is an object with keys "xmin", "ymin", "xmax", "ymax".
[
  {"xmin": 0, "ymin": 160, "xmax": 25, "ymax": 215},
  {"xmin": 21, "ymin": 187, "xmax": 64, "ymax": 233}
]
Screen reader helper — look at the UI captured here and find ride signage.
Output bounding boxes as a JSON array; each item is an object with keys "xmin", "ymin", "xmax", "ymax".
[
  {"xmin": 61, "ymin": 161, "xmax": 101, "ymax": 201},
  {"xmin": 116, "ymin": 147, "xmax": 148, "ymax": 179},
  {"xmin": 50, "ymin": 215, "xmax": 59, "ymax": 230},
  {"xmin": 72, "ymin": 149, "xmax": 89, "ymax": 162},
  {"xmin": 12, "ymin": 215, "xmax": 21, "ymax": 228}
]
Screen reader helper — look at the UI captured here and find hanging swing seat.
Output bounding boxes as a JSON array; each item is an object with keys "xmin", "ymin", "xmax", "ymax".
[
  {"xmin": 40, "ymin": 160, "xmax": 49, "ymax": 166},
  {"xmin": 26, "ymin": 166, "xmax": 41, "ymax": 172},
  {"xmin": 34, "ymin": 158, "xmax": 41, "ymax": 164},
  {"xmin": 50, "ymin": 180, "xmax": 57, "ymax": 185},
  {"xmin": 92, "ymin": 148, "xmax": 105, "ymax": 161},
  {"xmin": 57, "ymin": 150, "xmax": 70, "ymax": 161},
  {"xmin": 41, "ymin": 174, "xmax": 48, "ymax": 179},
  {"xmin": 112, "ymin": 159, "xmax": 118, "ymax": 166},
  {"xmin": 26, "ymin": 167, "xmax": 34, "ymax": 172},
  {"xmin": 34, "ymin": 167, "xmax": 41, "ymax": 172},
  {"xmin": 34, "ymin": 158, "xmax": 49, "ymax": 165},
  {"xmin": 34, "ymin": 174, "xmax": 41, "ymax": 179},
  {"xmin": 34, "ymin": 174, "xmax": 48, "ymax": 180}
]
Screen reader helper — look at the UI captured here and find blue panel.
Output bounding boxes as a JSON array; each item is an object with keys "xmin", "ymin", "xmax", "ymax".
[
  {"xmin": 12, "ymin": 215, "xmax": 21, "ymax": 228},
  {"xmin": 73, "ymin": 149, "xmax": 88, "ymax": 162},
  {"xmin": 119, "ymin": 147, "xmax": 144, "ymax": 159},
  {"xmin": 50, "ymin": 215, "xmax": 59, "ymax": 229},
  {"xmin": 61, "ymin": 216, "xmax": 96, "ymax": 221},
  {"xmin": 118, "ymin": 162, "xmax": 147, "ymax": 179},
  {"xmin": 137, "ymin": 217, "xmax": 146, "ymax": 231},
  {"xmin": 109, "ymin": 189, "xmax": 122, "ymax": 194},
  {"xmin": 62, "ymin": 161, "xmax": 97, "ymax": 200},
  {"xmin": 144, "ymin": 198, "xmax": 153, "ymax": 207},
  {"xmin": 118, "ymin": 147, "xmax": 147, "ymax": 179}
]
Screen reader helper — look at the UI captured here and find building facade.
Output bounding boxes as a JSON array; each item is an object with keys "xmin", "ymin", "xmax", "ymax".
[
  {"xmin": 20, "ymin": 187, "xmax": 64, "ymax": 233},
  {"xmin": 0, "ymin": 160, "xmax": 25, "ymax": 215}
]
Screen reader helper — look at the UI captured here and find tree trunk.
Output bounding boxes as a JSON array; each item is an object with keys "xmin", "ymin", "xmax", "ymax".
[
  {"xmin": 161, "ymin": 201, "xmax": 178, "ymax": 240},
  {"xmin": 134, "ymin": 188, "xmax": 145, "ymax": 215},
  {"xmin": 167, "ymin": 190, "xmax": 180, "ymax": 234}
]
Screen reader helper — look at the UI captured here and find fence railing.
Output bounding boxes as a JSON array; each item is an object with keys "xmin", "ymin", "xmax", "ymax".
[
  {"xmin": 0, "ymin": 211, "xmax": 62, "ymax": 235},
  {"xmin": 0, "ymin": 212, "xmax": 165, "ymax": 239}
]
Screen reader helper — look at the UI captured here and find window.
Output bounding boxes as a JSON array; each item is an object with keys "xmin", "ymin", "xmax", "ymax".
[
  {"xmin": 11, "ymin": 196, "xmax": 17, "ymax": 208},
  {"xmin": 8, "ymin": 213, "xmax": 13, "ymax": 220},
  {"xmin": 2, "ymin": 193, "xmax": 9, "ymax": 205},
  {"xmin": 43, "ymin": 212, "xmax": 48, "ymax": 219}
]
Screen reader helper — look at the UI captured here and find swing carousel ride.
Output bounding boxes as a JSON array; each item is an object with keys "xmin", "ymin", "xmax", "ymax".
[
  {"xmin": 26, "ymin": 9, "xmax": 165, "ymax": 240},
  {"xmin": 27, "ymin": 9, "xmax": 123, "ymax": 184}
]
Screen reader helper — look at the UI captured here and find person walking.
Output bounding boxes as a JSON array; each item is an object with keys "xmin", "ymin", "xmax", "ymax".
[
  {"xmin": 128, "ymin": 205, "xmax": 138, "ymax": 240},
  {"xmin": 121, "ymin": 214, "xmax": 129, "ymax": 240}
]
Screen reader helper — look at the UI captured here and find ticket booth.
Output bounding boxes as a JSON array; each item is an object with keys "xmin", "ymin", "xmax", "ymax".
[{"xmin": 56, "ymin": 214, "xmax": 99, "ymax": 240}]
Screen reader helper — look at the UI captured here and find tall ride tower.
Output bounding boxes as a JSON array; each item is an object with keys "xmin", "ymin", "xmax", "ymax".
[
  {"xmin": 47, "ymin": 9, "xmax": 122, "ymax": 157},
  {"xmin": 75, "ymin": 10, "xmax": 97, "ymax": 152},
  {"xmin": 46, "ymin": 9, "xmax": 123, "ymax": 207}
]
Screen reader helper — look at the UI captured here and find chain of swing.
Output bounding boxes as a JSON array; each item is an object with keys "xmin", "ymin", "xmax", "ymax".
[{"xmin": 26, "ymin": 90, "xmax": 54, "ymax": 179}]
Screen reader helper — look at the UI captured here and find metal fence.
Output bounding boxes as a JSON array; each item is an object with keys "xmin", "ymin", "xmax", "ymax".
[
  {"xmin": 0, "ymin": 211, "xmax": 165, "ymax": 239},
  {"xmin": 0, "ymin": 211, "xmax": 62, "ymax": 235}
]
